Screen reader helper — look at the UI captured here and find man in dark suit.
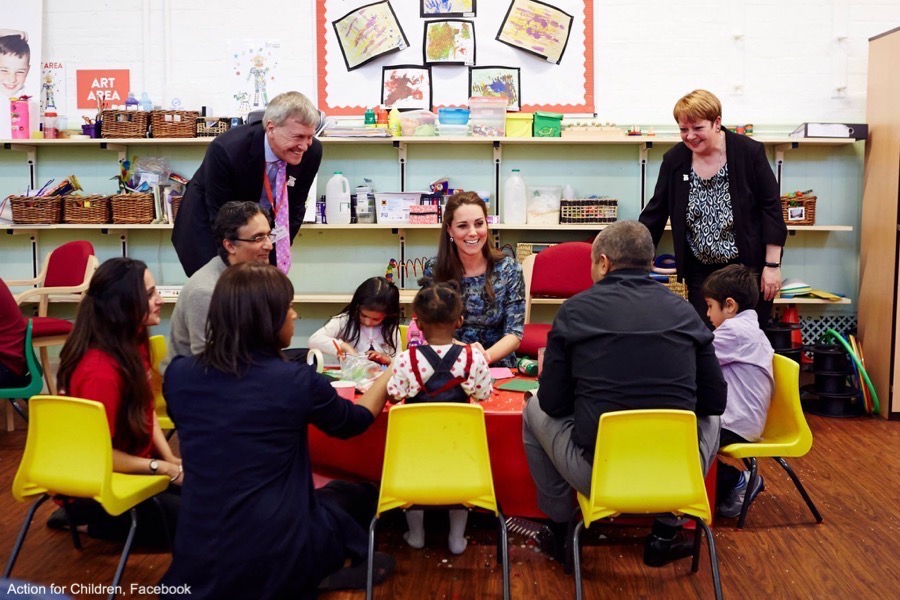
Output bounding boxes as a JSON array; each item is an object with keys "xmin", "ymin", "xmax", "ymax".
[{"xmin": 172, "ymin": 91, "xmax": 322, "ymax": 276}]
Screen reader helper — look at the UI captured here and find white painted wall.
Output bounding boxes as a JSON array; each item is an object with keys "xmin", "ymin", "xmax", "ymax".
[{"xmin": 40, "ymin": 0, "xmax": 900, "ymax": 127}]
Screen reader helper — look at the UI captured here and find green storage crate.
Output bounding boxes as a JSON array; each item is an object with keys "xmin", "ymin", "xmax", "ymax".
[{"xmin": 533, "ymin": 111, "xmax": 563, "ymax": 137}]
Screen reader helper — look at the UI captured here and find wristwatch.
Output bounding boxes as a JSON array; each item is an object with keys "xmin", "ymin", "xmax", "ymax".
[
  {"xmin": 149, "ymin": 459, "xmax": 159, "ymax": 474},
  {"xmin": 764, "ymin": 262, "xmax": 781, "ymax": 268}
]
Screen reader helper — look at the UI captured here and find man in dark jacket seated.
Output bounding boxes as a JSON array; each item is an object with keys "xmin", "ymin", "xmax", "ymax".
[{"xmin": 522, "ymin": 220, "xmax": 727, "ymax": 566}]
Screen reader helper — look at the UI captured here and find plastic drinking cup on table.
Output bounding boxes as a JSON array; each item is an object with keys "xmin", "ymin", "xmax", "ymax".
[{"xmin": 331, "ymin": 380, "xmax": 357, "ymax": 400}]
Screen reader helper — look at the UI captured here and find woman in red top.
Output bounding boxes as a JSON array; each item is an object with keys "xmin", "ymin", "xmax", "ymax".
[{"xmin": 54, "ymin": 257, "xmax": 181, "ymax": 544}]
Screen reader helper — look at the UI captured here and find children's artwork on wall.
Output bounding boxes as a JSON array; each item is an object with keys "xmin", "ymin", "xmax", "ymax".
[
  {"xmin": 423, "ymin": 20, "xmax": 475, "ymax": 66},
  {"xmin": 382, "ymin": 65, "xmax": 432, "ymax": 110},
  {"xmin": 333, "ymin": 1, "xmax": 409, "ymax": 71},
  {"xmin": 228, "ymin": 39, "xmax": 281, "ymax": 112},
  {"xmin": 496, "ymin": 0, "xmax": 573, "ymax": 65},
  {"xmin": 1, "ymin": 3, "xmax": 43, "ymax": 139},
  {"xmin": 420, "ymin": 0, "xmax": 476, "ymax": 18},
  {"xmin": 469, "ymin": 66, "xmax": 520, "ymax": 110},
  {"xmin": 317, "ymin": 0, "xmax": 593, "ymax": 116},
  {"xmin": 40, "ymin": 61, "xmax": 65, "ymax": 114}
]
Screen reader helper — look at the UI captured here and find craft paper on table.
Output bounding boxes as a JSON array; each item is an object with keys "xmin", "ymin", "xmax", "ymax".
[
  {"xmin": 497, "ymin": 378, "xmax": 540, "ymax": 392},
  {"xmin": 420, "ymin": 0, "xmax": 476, "ymax": 18},
  {"xmin": 228, "ymin": 39, "xmax": 281, "ymax": 114},
  {"xmin": 333, "ymin": 1, "xmax": 409, "ymax": 71},
  {"xmin": 382, "ymin": 65, "xmax": 433, "ymax": 110},
  {"xmin": 423, "ymin": 20, "xmax": 476, "ymax": 66},
  {"xmin": 490, "ymin": 367, "xmax": 515, "ymax": 380},
  {"xmin": 469, "ymin": 66, "xmax": 521, "ymax": 110},
  {"xmin": 496, "ymin": 0, "xmax": 573, "ymax": 65}
]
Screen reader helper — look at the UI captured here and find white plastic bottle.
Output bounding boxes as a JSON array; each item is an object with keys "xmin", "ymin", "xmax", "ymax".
[
  {"xmin": 325, "ymin": 171, "xmax": 351, "ymax": 225},
  {"xmin": 503, "ymin": 169, "xmax": 527, "ymax": 225}
]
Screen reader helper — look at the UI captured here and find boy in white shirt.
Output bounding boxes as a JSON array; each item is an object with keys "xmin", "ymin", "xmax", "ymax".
[{"xmin": 703, "ymin": 264, "xmax": 775, "ymax": 517}]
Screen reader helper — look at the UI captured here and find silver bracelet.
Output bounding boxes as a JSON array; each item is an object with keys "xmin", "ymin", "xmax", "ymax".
[{"xmin": 170, "ymin": 465, "xmax": 183, "ymax": 482}]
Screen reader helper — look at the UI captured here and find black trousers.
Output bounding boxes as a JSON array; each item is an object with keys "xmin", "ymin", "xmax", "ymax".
[{"xmin": 683, "ymin": 253, "xmax": 773, "ymax": 330}]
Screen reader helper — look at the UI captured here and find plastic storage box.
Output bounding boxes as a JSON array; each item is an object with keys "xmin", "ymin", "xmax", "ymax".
[
  {"xmin": 534, "ymin": 112, "xmax": 563, "ymax": 137},
  {"xmin": 506, "ymin": 113, "xmax": 534, "ymax": 138},
  {"xmin": 469, "ymin": 96, "xmax": 507, "ymax": 137},
  {"xmin": 526, "ymin": 185, "xmax": 562, "ymax": 224},
  {"xmin": 398, "ymin": 110, "xmax": 437, "ymax": 136},
  {"xmin": 436, "ymin": 123, "xmax": 470, "ymax": 136},
  {"xmin": 438, "ymin": 107, "xmax": 470, "ymax": 125}
]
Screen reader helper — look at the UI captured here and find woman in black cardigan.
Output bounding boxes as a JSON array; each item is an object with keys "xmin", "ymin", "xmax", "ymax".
[{"xmin": 639, "ymin": 89, "xmax": 787, "ymax": 328}]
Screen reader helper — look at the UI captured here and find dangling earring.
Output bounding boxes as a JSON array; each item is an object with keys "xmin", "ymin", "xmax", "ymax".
[{"xmin": 449, "ymin": 236, "xmax": 454, "ymax": 243}]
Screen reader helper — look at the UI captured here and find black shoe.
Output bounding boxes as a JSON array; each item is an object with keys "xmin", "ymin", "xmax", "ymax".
[
  {"xmin": 506, "ymin": 517, "xmax": 567, "ymax": 564},
  {"xmin": 47, "ymin": 508, "xmax": 71, "ymax": 531},
  {"xmin": 643, "ymin": 533, "xmax": 695, "ymax": 568},
  {"xmin": 317, "ymin": 552, "xmax": 396, "ymax": 590}
]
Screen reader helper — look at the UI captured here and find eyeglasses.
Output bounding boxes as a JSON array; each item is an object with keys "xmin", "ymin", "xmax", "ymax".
[{"xmin": 232, "ymin": 232, "xmax": 277, "ymax": 244}]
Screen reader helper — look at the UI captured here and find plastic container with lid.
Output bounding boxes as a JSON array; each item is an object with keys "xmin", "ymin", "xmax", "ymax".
[
  {"xmin": 398, "ymin": 109, "xmax": 437, "ymax": 136},
  {"xmin": 506, "ymin": 113, "xmax": 533, "ymax": 138},
  {"xmin": 438, "ymin": 107, "xmax": 470, "ymax": 125},
  {"xmin": 43, "ymin": 110, "xmax": 59, "ymax": 139},
  {"xmin": 526, "ymin": 185, "xmax": 562, "ymax": 224},
  {"xmin": 436, "ymin": 123, "xmax": 470, "ymax": 137},
  {"xmin": 469, "ymin": 96, "xmax": 507, "ymax": 137},
  {"xmin": 534, "ymin": 111, "xmax": 563, "ymax": 137}
]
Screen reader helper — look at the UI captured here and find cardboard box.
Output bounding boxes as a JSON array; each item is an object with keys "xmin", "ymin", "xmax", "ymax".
[{"xmin": 375, "ymin": 192, "xmax": 427, "ymax": 222}]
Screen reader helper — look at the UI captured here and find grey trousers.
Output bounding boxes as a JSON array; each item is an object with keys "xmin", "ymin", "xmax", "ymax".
[{"xmin": 522, "ymin": 395, "xmax": 721, "ymax": 523}]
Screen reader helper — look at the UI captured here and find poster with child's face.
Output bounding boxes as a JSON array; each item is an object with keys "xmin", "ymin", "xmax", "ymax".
[{"xmin": 0, "ymin": 0, "xmax": 44, "ymax": 138}]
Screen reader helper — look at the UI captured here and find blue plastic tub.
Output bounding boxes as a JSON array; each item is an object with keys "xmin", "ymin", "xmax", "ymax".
[{"xmin": 438, "ymin": 108, "xmax": 470, "ymax": 125}]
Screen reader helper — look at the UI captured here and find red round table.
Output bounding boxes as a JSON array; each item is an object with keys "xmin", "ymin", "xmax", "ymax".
[{"xmin": 309, "ymin": 380, "xmax": 717, "ymax": 519}]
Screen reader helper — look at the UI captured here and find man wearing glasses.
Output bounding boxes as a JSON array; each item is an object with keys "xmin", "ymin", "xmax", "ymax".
[
  {"xmin": 172, "ymin": 91, "xmax": 322, "ymax": 277},
  {"xmin": 166, "ymin": 202, "xmax": 277, "ymax": 366}
]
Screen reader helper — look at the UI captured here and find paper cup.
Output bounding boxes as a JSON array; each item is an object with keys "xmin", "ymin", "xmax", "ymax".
[{"xmin": 331, "ymin": 380, "xmax": 357, "ymax": 401}]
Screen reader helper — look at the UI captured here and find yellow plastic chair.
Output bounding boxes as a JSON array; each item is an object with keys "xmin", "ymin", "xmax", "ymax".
[
  {"xmin": 3, "ymin": 395, "xmax": 170, "ymax": 600},
  {"xmin": 399, "ymin": 324, "xmax": 409, "ymax": 351},
  {"xmin": 149, "ymin": 335, "xmax": 175, "ymax": 434},
  {"xmin": 573, "ymin": 410, "xmax": 722, "ymax": 600},
  {"xmin": 719, "ymin": 354, "xmax": 824, "ymax": 529},
  {"xmin": 0, "ymin": 320, "xmax": 44, "ymax": 429},
  {"xmin": 366, "ymin": 403, "xmax": 509, "ymax": 600}
]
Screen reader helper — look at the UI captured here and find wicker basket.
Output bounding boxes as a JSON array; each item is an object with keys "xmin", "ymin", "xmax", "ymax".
[
  {"xmin": 516, "ymin": 242, "xmax": 559, "ymax": 263},
  {"xmin": 100, "ymin": 110, "xmax": 149, "ymax": 138},
  {"xmin": 560, "ymin": 198, "xmax": 618, "ymax": 224},
  {"xmin": 781, "ymin": 195, "xmax": 816, "ymax": 226},
  {"xmin": 171, "ymin": 195, "xmax": 183, "ymax": 221},
  {"xmin": 8, "ymin": 196, "xmax": 62, "ymax": 224},
  {"xmin": 663, "ymin": 274, "xmax": 688, "ymax": 300},
  {"xmin": 110, "ymin": 193, "xmax": 155, "ymax": 224},
  {"xmin": 63, "ymin": 195, "xmax": 110, "ymax": 224},
  {"xmin": 151, "ymin": 110, "xmax": 199, "ymax": 138},
  {"xmin": 195, "ymin": 117, "xmax": 231, "ymax": 137}
]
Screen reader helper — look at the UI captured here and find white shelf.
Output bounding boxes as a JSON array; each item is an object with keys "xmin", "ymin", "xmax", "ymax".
[
  {"xmin": 3, "ymin": 223, "xmax": 853, "ymax": 233},
  {"xmin": 1, "ymin": 135, "xmax": 862, "ymax": 149}
]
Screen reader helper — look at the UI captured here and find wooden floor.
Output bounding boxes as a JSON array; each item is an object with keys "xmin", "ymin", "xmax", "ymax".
[{"xmin": 0, "ymin": 412, "xmax": 897, "ymax": 599}]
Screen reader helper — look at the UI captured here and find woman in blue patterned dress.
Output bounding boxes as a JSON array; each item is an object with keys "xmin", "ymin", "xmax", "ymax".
[
  {"xmin": 422, "ymin": 192, "xmax": 525, "ymax": 367},
  {"xmin": 639, "ymin": 89, "xmax": 787, "ymax": 328}
]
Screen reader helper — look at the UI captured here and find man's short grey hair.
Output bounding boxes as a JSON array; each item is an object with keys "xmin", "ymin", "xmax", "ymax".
[
  {"xmin": 591, "ymin": 220, "xmax": 654, "ymax": 272},
  {"xmin": 263, "ymin": 91, "xmax": 319, "ymax": 128}
]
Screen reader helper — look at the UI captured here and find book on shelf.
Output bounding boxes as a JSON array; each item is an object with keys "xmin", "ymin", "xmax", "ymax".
[{"xmin": 790, "ymin": 122, "xmax": 867, "ymax": 140}]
